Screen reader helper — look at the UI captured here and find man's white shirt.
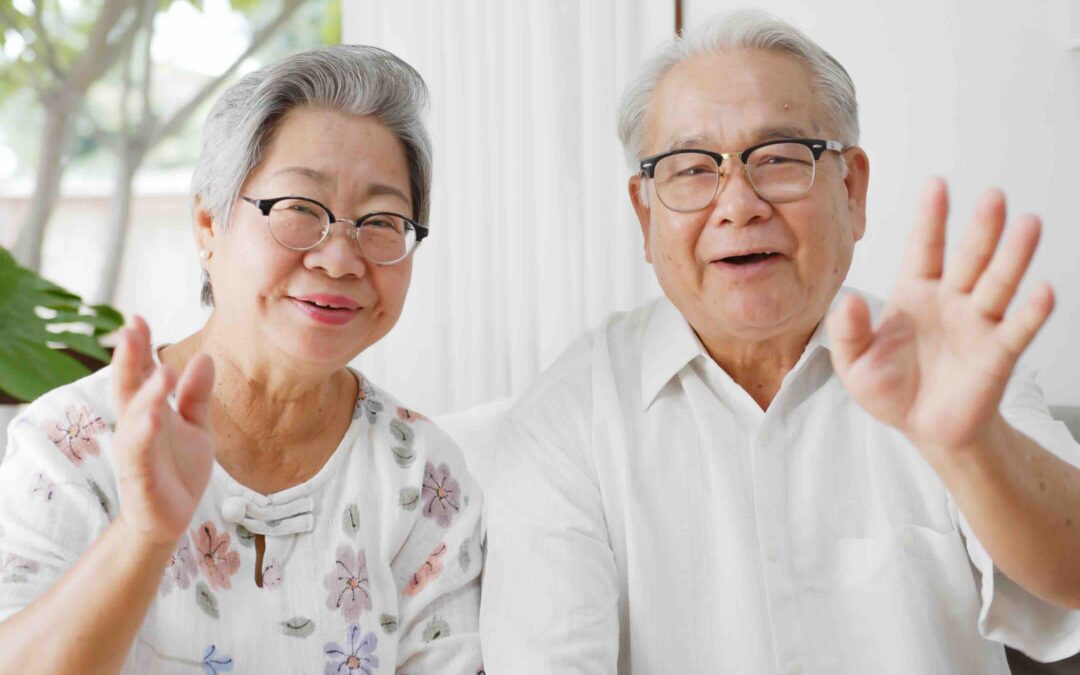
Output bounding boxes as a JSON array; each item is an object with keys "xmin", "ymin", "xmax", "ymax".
[{"xmin": 481, "ymin": 288, "xmax": 1080, "ymax": 675}]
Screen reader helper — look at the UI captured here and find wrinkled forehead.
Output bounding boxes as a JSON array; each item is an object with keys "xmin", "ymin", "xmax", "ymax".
[{"xmin": 644, "ymin": 49, "xmax": 831, "ymax": 155}]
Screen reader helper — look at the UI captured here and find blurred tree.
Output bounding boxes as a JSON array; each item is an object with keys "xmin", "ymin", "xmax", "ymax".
[{"xmin": 0, "ymin": 0, "xmax": 339, "ymax": 298}]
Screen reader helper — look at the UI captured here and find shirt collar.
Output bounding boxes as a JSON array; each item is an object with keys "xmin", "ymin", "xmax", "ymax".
[
  {"xmin": 638, "ymin": 287, "xmax": 873, "ymax": 410},
  {"xmin": 640, "ymin": 296, "xmax": 708, "ymax": 409}
]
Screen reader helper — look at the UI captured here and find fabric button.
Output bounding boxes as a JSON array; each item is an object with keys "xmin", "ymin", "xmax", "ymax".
[{"xmin": 221, "ymin": 496, "xmax": 247, "ymax": 524}]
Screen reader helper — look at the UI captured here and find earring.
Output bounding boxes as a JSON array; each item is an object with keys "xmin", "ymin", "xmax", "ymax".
[{"xmin": 199, "ymin": 250, "xmax": 211, "ymax": 260}]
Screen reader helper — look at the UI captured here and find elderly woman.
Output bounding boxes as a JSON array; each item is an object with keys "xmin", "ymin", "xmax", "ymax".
[{"xmin": 0, "ymin": 46, "xmax": 483, "ymax": 673}]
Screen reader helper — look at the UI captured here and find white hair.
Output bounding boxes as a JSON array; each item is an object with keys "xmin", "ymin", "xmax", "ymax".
[
  {"xmin": 191, "ymin": 45, "xmax": 432, "ymax": 305},
  {"xmin": 617, "ymin": 8, "xmax": 859, "ymax": 171}
]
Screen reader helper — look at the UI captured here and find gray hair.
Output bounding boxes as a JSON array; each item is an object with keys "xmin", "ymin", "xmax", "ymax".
[
  {"xmin": 192, "ymin": 45, "xmax": 433, "ymax": 306},
  {"xmin": 617, "ymin": 8, "xmax": 859, "ymax": 171}
]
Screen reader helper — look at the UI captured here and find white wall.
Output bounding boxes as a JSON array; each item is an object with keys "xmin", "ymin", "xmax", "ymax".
[{"xmin": 684, "ymin": 0, "xmax": 1080, "ymax": 405}]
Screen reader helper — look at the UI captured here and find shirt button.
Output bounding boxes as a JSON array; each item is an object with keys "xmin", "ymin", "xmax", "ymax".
[
  {"xmin": 767, "ymin": 549, "xmax": 779, "ymax": 562},
  {"xmin": 787, "ymin": 665, "xmax": 803, "ymax": 675},
  {"xmin": 759, "ymin": 431, "xmax": 771, "ymax": 446}
]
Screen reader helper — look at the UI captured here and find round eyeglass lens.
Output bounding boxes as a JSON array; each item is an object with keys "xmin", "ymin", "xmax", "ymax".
[
  {"xmin": 358, "ymin": 214, "xmax": 416, "ymax": 263},
  {"xmin": 746, "ymin": 142, "xmax": 816, "ymax": 203},
  {"xmin": 653, "ymin": 151, "xmax": 721, "ymax": 212},
  {"xmin": 268, "ymin": 198, "xmax": 330, "ymax": 250}
]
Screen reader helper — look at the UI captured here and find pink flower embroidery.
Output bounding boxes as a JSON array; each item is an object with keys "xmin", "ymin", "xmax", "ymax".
[
  {"xmin": 192, "ymin": 521, "xmax": 240, "ymax": 591},
  {"xmin": 403, "ymin": 542, "xmax": 447, "ymax": 596},
  {"xmin": 324, "ymin": 543, "xmax": 372, "ymax": 621},
  {"xmin": 396, "ymin": 406, "xmax": 429, "ymax": 423},
  {"xmin": 421, "ymin": 462, "xmax": 461, "ymax": 528},
  {"xmin": 46, "ymin": 406, "xmax": 107, "ymax": 466},
  {"xmin": 160, "ymin": 532, "xmax": 198, "ymax": 596},
  {"xmin": 0, "ymin": 553, "xmax": 40, "ymax": 582}
]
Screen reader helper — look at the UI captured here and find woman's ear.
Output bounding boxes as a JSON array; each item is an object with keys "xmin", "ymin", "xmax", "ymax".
[{"xmin": 193, "ymin": 196, "xmax": 216, "ymax": 265}]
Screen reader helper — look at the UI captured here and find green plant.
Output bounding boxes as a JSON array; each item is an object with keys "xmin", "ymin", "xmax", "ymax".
[{"xmin": 0, "ymin": 247, "xmax": 124, "ymax": 403}]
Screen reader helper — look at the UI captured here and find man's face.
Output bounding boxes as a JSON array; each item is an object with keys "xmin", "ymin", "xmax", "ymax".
[{"xmin": 630, "ymin": 49, "xmax": 869, "ymax": 345}]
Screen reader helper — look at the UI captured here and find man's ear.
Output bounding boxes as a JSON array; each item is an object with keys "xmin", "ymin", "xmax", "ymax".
[
  {"xmin": 843, "ymin": 147, "xmax": 870, "ymax": 242},
  {"xmin": 629, "ymin": 175, "xmax": 653, "ymax": 264}
]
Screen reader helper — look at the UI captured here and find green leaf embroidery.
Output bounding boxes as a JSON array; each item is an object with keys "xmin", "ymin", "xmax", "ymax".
[
  {"xmin": 342, "ymin": 503, "xmax": 360, "ymax": 537},
  {"xmin": 235, "ymin": 525, "xmax": 255, "ymax": 547},
  {"xmin": 380, "ymin": 613, "xmax": 399, "ymax": 634},
  {"xmin": 87, "ymin": 479, "xmax": 111, "ymax": 517},
  {"xmin": 392, "ymin": 445, "xmax": 416, "ymax": 468},
  {"xmin": 196, "ymin": 581, "xmax": 219, "ymax": 619},
  {"xmin": 389, "ymin": 418, "xmax": 414, "ymax": 445},
  {"xmin": 422, "ymin": 616, "xmax": 450, "ymax": 642},
  {"xmin": 399, "ymin": 487, "xmax": 420, "ymax": 511},
  {"xmin": 459, "ymin": 538, "xmax": 472, "ymax": 572},
  {"xmin": 281, "ymin": 616, "xmax": 315, "ymax": 638}
]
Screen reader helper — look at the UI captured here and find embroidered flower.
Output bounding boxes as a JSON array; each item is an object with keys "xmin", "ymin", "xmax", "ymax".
[
  {"xmin": 30, "ymin": 472, "xmax": 54, "ymax": 501},
  {"xmin": 324, "ymin": 544, "xmax": 372, "ymax": 621},
  {"xmin": 192, "ymin": 521, "xmax": 240, "ymax": 591},
  {"xmin": 324, "ymin": 623, "xmax": 379, "ymax": 675},
  {"xmin": 160, "ymin": 532, "xmax": 198, "ymax": 595},
  {"xmin": 45, "ymin": 405, "xmax": 107, "ymax": 466},
  {"xmin": 403, "ymin": 543, "xmax": 447, "ymax": 597},
  {"xmin": 0, "ymin": 553, "xmax": 40, "ymax": 583},
  {"xmin": 201, "ymin": 644, "xmax": 233, "ymax": 674},
  {"xmin": 354, "ymin": 382, "xmax": 384, "ymax": 424},
  {"xmin": 396, "ymin": 407, "xmax": 429, "ymax": 423},
  {"xmin": 262, "ymin": 558, "xmax": 284, "ymax": 589},
  {"xmin": 421, "ymin": 462, "xmax": 461, "ymax": 528}
]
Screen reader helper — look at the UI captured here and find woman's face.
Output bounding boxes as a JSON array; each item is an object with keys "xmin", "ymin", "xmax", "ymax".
[{"xmin": 199, "ymin": 107, "xmax": 416, "ymax": 370}]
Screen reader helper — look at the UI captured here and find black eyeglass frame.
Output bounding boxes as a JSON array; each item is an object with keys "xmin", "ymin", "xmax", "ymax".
[
  {"xmin": 638, "ymin": 138, "xmax": 845, "ymax": 208},
  {"xmin": 241, "ymin": 195, "xmax": 429, "ymax": 265}
]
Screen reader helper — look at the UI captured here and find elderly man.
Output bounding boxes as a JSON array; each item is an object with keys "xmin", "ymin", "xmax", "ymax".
[{"xmin": 480, "ymin": 9, "xmax": 1080, "ymax": 675}]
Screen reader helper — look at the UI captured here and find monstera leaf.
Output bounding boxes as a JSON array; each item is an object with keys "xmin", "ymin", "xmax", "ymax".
[{"xmin": 0, "ymin": 247, "xmax": 123, "ymax": 402}]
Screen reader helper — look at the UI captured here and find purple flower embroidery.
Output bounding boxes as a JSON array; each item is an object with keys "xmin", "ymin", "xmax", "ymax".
[
  {"xmin": 324, "ymin": 544, "xmax": 372, "ymax": 621},
  {"xmin": 30, "ymin": 473, "xmax": 54, "ymax": 501},
  {"xmin": 324, "ymin": 623, "xmax": 379, "ymax": 675},
  {"xmin": 262, "ymin": 557, "xmax": 284, "ymax": 589},
  {"xmin": 160, "ymin": 533, "xmax": 198, "ymax": 596},
  {"xmin": 0, "ymin": 553, "xmax": 40, "ymax": 583},
  {"xmin": 201, "ymin": 645, "xmax": 233, "ymax": 674},
  {"xmin": 421, "ymin": 462, "xmax": 461, "ymax": 528},
  {"xmin": 45, "ymin": 406, "xmax": 107, "ymax": 466}
]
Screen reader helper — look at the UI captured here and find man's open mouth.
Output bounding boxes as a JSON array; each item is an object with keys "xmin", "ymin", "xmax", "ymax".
[{"xmin": 719, "ymin": 252, "xmax": 779, "ymax": 265}]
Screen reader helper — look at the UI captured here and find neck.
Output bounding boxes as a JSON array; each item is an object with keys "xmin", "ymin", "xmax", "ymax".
[
  {"xmin": 160, "ymin": 315, "xmax": 357, "ymax": 468},
  {"xmin": 698, "ymin": 322, "xmax": 819, "ymax": 411}
]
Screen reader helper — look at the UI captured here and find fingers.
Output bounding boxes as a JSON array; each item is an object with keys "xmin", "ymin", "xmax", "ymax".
[
  {"xmin": 113, "ymin": 316, "xmax": 155, "ymax": 413},
  {"xmin": 176, "ymin": 354, "xmax": 215, "ymax": 429},
  {"xmin": 970, "ymin": 214, "xmax": 1041, "ymax": 319},
  {"xmin": 942, "ymin": 189, "xmax": 1007, "ymax": 292},
  {"xmin": 826, "ymin": 294, "xmax": 874, "ymax": 376},
  {"xmin": 116, "ymin": 365, "xmax": 175, "ymax": 460},
  {"xmin": 998, "ymin": 282, "xmax": 1055, "ymax": 358},
  {"xmin": 900, "ymin": 178, "xmax": 948, "ymax": 280}
]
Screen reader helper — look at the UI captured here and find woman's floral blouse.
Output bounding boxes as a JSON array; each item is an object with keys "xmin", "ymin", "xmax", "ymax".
[{"xmin": 0, "ymin": 363, "xmax": 484, "ymax": 674}]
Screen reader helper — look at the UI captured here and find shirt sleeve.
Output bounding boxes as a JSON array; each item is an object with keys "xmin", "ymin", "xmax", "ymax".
[
  {"xmin": 955, "ymin": 364, "xmax": 1080, "ymax": 662},
  {"xmin": 0, "ymin": 394, "xmax": 117, "ymax": 624},
  {"xmin": 480, "ymin": 356, "xmax": 621, "ymax": 675},
  {"xmin": 391, "ymin": 418, "xmax": 485, "ymax": 675}
]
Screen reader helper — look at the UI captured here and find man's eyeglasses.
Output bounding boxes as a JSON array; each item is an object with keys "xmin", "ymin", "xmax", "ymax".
[
  {"xmin": 638, "ymin": 138, "xmax": 845, "ymax": 212},
  {"xmin": 242, "ymin": 195, "xmax": 428, "ymax": 265}
]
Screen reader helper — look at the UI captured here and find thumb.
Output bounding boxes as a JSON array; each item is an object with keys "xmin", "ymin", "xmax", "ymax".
[
  {"xmin": 175, "ymin": 354, "xmax": 215, "ymax": 429},
  {"xmin": 827, "ymin": 294, "xmax": 874, "ymax": 377}
]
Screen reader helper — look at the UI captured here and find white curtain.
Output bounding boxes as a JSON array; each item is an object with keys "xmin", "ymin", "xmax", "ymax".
[{"xmin": 344, "ymin": 1, "xmax": 671, "ymax": 416}]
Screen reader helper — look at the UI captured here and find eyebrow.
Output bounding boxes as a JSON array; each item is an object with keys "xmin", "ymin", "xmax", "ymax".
[
  {"xmin": 666, "ymin": 125, "xmax": 813, "ymax": 152},
  {"xmin": 271, "ymin": 166, "xmax": 411, "ymax": 205}
]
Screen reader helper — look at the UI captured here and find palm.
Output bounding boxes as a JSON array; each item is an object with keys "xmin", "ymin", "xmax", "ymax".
[
  {"xmin": 829, "ymin": 179, "xmax": 1054, "ymax": 454},
  {"xmin": 112, "ymin": 317, "xmax": 216, "ymax": 545}
]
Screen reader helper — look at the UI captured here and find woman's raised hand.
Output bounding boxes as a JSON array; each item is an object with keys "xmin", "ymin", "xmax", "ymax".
[{"xmin": 111, "ymin": 316, "xmax": 216, "ymax": 547}]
